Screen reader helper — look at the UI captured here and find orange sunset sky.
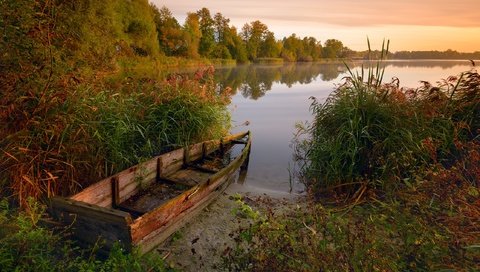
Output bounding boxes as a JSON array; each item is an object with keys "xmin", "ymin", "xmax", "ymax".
[{"xmin": 150, "ymin": 0, "xmax": 480, "ymax": 52}]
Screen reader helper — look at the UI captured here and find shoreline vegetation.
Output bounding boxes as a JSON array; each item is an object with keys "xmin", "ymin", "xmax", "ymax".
[
  {"xmin": 1, "ymin": 0, "xmax": 478, "ymax": 271},
  {"xmin": 224, "ymin": 45, "xmax": 480, "ymax": 271}
]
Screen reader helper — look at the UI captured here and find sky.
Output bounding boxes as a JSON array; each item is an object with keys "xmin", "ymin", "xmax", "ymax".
[{"xmin": 149, "ymin": 0, "xmax": 480, "ymax": 52}]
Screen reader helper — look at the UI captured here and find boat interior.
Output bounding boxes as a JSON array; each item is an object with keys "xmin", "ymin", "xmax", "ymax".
[{"xmin": 113, "ymin": 135, "xmax": 249, "ymax": 219}]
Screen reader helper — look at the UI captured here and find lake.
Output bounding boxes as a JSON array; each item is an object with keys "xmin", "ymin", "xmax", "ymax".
[{"xmin": 215, "ymin": 60, "xmax": 476, "ymax": 194}]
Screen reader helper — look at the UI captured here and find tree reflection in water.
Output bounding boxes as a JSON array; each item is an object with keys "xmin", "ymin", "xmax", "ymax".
[{"xmin": 214, "ymin": 60, "xmax": 471, "ymax": 99}]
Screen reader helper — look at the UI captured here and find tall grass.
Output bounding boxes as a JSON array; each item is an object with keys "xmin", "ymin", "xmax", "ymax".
[
  {"xmin": 91, "ymin": 71, "xmax": 230, "ymax": 174},
  {"xmin": 0, "ymin": 65, "xmax": 230, "ymax": 206},
  {"xmin": 295, "ymin": 40, "xmax": 480, "ymax": 198},
  {"xmin": 0, "ymin": 0, "xmax": 230, "ymax": 206}
]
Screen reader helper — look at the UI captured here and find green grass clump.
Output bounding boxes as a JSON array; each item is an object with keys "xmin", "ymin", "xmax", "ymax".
[
  {"xmin": 0, "ymin": 198, "xmax": 174, "ymax": 272},
  {"xmin": 92, "ymin": 76, "xmax": 230, "ymax": 173}
]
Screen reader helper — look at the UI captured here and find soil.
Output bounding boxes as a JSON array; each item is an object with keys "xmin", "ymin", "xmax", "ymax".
[{"xmin": 156, "ymin": 183, "xmax": 303, "ymax": 271}]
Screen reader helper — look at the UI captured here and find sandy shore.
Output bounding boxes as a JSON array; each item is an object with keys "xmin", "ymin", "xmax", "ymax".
[{"xmin": 157, "ymin": 183, "xmax": 302, "ymax": 271}]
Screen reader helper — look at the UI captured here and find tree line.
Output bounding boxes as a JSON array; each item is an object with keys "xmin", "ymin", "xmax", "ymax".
[
  {"xmin": 151, "ymin": 5, "xmax": 352, "ymax": 62},
  {"xmin": 151, "ymin": 5, "xmax": 479, "ymax": 63},
  {"xmin": 389, "ymin": 50, "xmax": 480, "ymax": 60}
]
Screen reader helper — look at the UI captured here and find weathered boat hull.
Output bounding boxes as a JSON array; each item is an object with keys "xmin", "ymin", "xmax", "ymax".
[{"xmin": 49, "ymin": 131, "xmax": 251, "ymax": 253}]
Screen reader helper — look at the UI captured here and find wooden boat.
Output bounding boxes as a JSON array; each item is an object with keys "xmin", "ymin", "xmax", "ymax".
[{"xmin": 49, "ymin": 131, "xmax": 251, "ymax": 253}]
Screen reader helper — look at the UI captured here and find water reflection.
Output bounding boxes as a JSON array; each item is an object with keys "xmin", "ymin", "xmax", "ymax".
[
  {"xmin": 215, "ymin": 63, "xmax": 345, "ymax": 99},
  {"xmin": 215, "ymin": 60, "xmax": 472, "ymax": 99},
  {"xmin": 218, "ymin": 60, "xmax": 474, "ymax": 194}
]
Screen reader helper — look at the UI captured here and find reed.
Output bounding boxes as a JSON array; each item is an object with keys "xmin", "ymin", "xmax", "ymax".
[
  {"xmin": 295, "ymin": 40, "xmax": 480, "ymax": 198},
  {"xmin": 93, "ymin": 72, "xmax": 230, "ymax": 174}
]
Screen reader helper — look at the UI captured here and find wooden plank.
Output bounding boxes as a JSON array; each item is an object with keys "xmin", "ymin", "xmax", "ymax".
[
  {"xmin": 111, "ymin": 177, "xmax": 120, "ymax": 207},
  {"xmin": 49, "ymin": 197, "xmax": 133, "ymax": 251},
  {"xmin": 129, "ymin": 186, "xmax": 203, "ymax": 244},
  {"xmin": 70, "ymin": 178, "xmax": 112, "ymax": 207},
  {"xmin": 159, "ymin": 148, "xmax": 184, "ymax": 176},
  {"xmin": 156, "ymin": 157, "xmax": 163, "ymax": 182},
  {"xmin": 116, "ymin": 159, "xmax": 157, "ymax": 204},
  {"xmin": 130, "ymin": 132, "xmax": 251, "ymax": 251},
  {"xmin": 50, "ymin": 197, "xmax": 132, "ymax": 225},
  {"xmin": 166, "ymin": 168, "xmax": 210, "ymax": 186},
  {"xmin": 118, "ymin": 182, "xmax": 191, "ymax": 215},
  {"xmin": 71, "ymin": 157, "xmax": 157, "ymax": 207},
  {"xmin": 185, "ymin": 163, "xmax": 219, "ymax": 174},
  {"xmin": 118, "ymin": 172, "xmax": 157, "ymax": 204},
  {"xmin": 135, "ymin": 174, "xmax": 235, "ymax": 253},
  {"xmin": 116, "ymin": 203, "xmax": 146, "ymax": 218}
]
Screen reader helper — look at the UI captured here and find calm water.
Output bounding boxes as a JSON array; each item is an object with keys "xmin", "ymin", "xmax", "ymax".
[{"xmin": 215, "ymin": 60, "xmax": 476, "ymax": 194}]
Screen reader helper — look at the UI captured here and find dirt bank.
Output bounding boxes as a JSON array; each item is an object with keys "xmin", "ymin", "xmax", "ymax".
[{"xmin": 157, "ymin": 184, "xmax": 302, "ymax": 271}]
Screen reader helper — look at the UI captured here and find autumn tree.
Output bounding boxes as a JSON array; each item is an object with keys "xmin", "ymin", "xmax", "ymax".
[
  {"xmin": 303, "ymin": 37, "xmax": 322, "ymax": 61},
  {"xmin": 260, "ymin": 31, "xmax": 281, "ymax": 58},
  {"xmin": 227, "ymin": 26, "xmax": 248, "ymax": 62},
  {"xmin": 282, "ymin": 34, "xmax": 303, "ymax": 61},
  {"xmin": 183, "ymin": 13, "xmax": 201, "ymax": 58},
  {"xmin": 150, "ymin": 5, "xmax": 184, "ymax": 56}
]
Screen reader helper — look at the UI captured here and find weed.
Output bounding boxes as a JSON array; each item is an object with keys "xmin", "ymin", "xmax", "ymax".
[
  {"xmin": 224, "ymin": 181, "xmax": 480, "ymax": 271},
  {"xmin": 231, "ymin": 194, "xmax": 263, "ymax": 220}
]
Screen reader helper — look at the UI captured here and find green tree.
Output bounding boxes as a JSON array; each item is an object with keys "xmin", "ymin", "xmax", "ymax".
[
  {"xmin": 282, "ymin": 34, "xmax": 303, "ymax": 61},
  {"xmin": 241, "ymin": 20, "xmax": 269, "ymax": 60},
  {"xmin": 196, "ymin": 7, "xmax": 215, "ymax": 57},
  {"xmin": 213, "ymin": 12, "xmax": 230, "ymax": 44},
  {"xmin": 228, "ymin": 27, "xmax": 248, "ymax": 63},
  {"xmin": 259, "ymin": 31, "xmax": 281, "ymax": 58},
  {"xmin": 323, "ymin": 39, "xmax": 344, "ymax": 58},
  {"xmin": 211, "ymin": 12, "xmax": 233, "ymax": 59},
  {"xmin": 303, "ymin": 37, "xmax": 322, "ymax": 61}
]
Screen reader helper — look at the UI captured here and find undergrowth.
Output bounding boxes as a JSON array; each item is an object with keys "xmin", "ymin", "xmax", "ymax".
[
  {"xmin": 0, "ymin": 198, "xmax": 174, "ymax": 272},
  {"xmin": 225, "ymin": 136, "xmax": 480, "ymax": 270},
  {"xmin": 223, "ymin": 175, "xmax": 480, "ymax": 271}
]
